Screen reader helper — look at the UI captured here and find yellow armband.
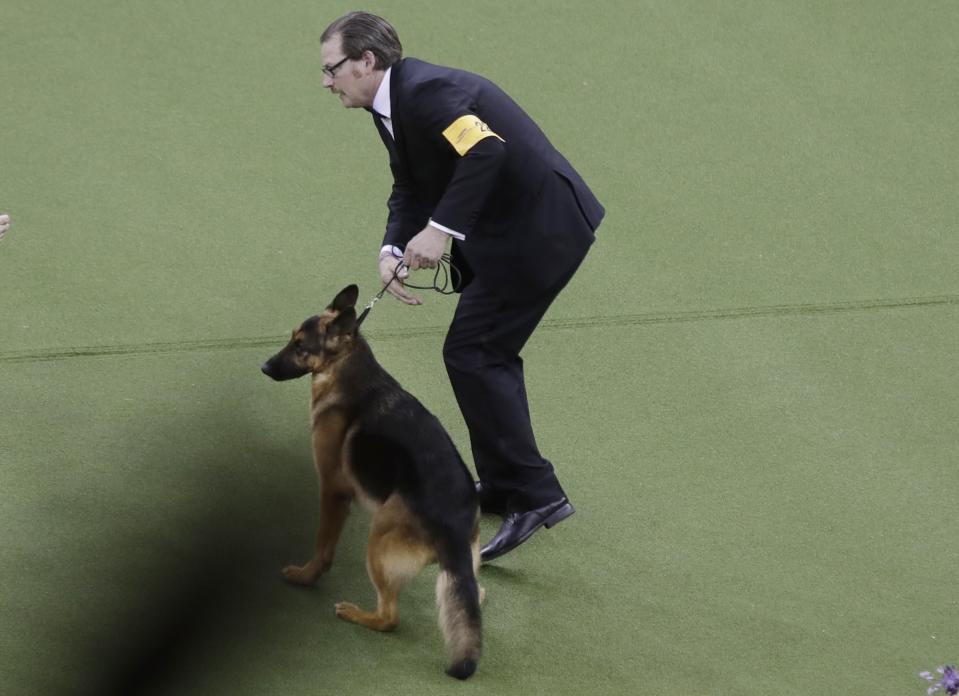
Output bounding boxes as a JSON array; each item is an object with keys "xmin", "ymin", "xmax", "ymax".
[{"xmin": 441, "ymin": 115, "xmax": 505, "ymax": 156}]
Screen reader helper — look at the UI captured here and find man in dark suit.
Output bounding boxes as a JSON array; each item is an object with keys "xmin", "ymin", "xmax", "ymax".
[{"xmin": 320, "ymin": 12, "xmax": 604, "ymax": 561}]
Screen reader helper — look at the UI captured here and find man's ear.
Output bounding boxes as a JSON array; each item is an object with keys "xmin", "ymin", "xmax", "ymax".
[
  {"xmin": 329, "ymin": 284, "xmax": 359, "ymax": 312},
  {"xmin": 361, "ymin": 49, "xmax": 378, "ymax": 72},
  {"xmin": 328, "ymin": 307, "xmax": 357, "ymax": 336}
]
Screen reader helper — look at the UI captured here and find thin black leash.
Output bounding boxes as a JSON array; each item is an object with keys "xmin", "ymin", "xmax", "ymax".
[{"xmin": 355, "ymin": 254, "xmax": 462, "ymax": 327}]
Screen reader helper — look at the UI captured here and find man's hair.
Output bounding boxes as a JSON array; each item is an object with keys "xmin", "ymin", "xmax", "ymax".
[{"xmin": 321, "ymin": 11, "xmax": 402, "ymax": 70}]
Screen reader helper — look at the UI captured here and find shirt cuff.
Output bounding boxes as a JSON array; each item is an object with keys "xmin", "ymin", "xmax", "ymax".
[
  {"xmin": 379, "ymin": 245, "xmax": 404, "ymax": 260},
  {"xmin": 428, "ymin": 219, "xmax": 466, "ymax": 241}
]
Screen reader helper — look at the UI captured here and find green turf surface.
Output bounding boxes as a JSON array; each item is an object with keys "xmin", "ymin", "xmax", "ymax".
[{"xmin": 2, "ymin": 1, "xmax": 957, "ymax": 694}]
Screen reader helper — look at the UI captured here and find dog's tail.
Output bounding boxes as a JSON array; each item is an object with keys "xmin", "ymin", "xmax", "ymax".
[{"xmin": 436, "ymin": 542, "xmax": 482, "ymax": 680}]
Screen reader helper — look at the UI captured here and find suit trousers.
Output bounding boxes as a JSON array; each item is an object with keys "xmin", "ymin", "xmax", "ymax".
[{"xmin": 442, "ymin": 258, "xmax": 582, "ymax": 510}]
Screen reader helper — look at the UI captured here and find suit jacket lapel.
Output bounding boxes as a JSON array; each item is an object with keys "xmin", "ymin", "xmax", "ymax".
[
  {"xmin": 373, "ymin": 61, "xmax": 412, "ymax": 181},
  {"xmin": 389, "ymin": 61, "xmax": 404, "ymax": 153},
  {"xmin": 370, "ymin": 111, "xmax": 399, "ymax": 163}
]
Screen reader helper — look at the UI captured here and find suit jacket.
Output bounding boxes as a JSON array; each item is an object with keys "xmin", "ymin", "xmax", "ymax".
[{"xmin": 376, "ymin": 57, "xmax": 605, "ymax": 299}]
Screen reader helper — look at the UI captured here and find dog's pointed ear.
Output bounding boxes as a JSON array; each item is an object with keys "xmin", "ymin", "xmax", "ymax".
[
  {"xmin": 328, "ymin": 307, "xmax": 357, "ymax": 336},
  {"xmin": 329, "ymin": 285, "xmax": 359, "ymax": 312}
]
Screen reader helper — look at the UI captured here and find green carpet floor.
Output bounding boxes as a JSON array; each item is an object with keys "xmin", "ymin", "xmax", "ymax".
[{"xmin": 2, "ymin": 1, "xmax": 957, "ymax": 694}]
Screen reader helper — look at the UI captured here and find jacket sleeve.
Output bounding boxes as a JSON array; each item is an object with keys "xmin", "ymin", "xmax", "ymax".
[
  {"xmin": 383, "ymin": 157, "xmax": 429, "ymax": 250},
  {"xmin": 430, "ymin": 136, "xmax": 506, "ymax": 235},
  {"xmin": 407, "ymin": 80, "xmax": 507, "ymax": 236},
  {"xmin": 372, "ymin": 110, "xmax": 429, "ymax": 251}
]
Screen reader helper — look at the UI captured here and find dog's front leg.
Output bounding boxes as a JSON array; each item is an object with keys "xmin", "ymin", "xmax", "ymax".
[
  {"xmin": 282, "ymin": 484, "xmax": 353, "ymax": 585},
  {"xmin": 282, "ymin": 415, "xmax": 353, "ymax": 586}
]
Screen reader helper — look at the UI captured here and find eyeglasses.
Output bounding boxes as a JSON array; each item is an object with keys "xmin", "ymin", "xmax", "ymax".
[{"xmin": 322, "ymin": 56, "xmax": 350, "ymax": 78}]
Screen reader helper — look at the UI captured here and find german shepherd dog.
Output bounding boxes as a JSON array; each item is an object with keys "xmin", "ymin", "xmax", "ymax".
[{"xmin": 261, "ymin": 285, "xmax": 483, "ymax": 679}]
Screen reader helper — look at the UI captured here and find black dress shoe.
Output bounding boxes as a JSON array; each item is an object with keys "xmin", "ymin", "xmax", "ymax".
[
  {"xmin": 475, "ymin": 481, "xmax": 509, "ymax": 517},
  {"xmin": 480, "ymin": 497, "xmax": 575, "ymax": 562}
]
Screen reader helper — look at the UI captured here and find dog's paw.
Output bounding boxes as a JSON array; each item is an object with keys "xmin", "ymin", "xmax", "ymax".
[
  {"xmin": 334, "ymin": 601, "xmax": 362, "ymax": 620},
  {"xmin": 281, "ymin": 563, "xmax": 320, "ymax": 586}
]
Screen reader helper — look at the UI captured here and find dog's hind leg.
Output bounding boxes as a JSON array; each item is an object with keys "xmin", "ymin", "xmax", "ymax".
[{"xmin": 335, "ymin": 497, "xmax": 435, "ymax": 631}]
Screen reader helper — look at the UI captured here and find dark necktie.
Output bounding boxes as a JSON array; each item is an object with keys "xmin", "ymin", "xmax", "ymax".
[{"xmin": 370, "ymin": 110, "xmax": 398, "ymax": 162}]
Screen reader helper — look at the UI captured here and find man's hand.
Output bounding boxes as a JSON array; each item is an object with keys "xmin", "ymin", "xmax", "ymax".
[
  {"xmin": 403, "ymin": 224, "xmax": 449, "ymax": 271},
  {"xmin": 0, "ymin": 214, "xmax": 10, "ymax": 241},
  {"xmin": 378, "ymin": 252, "xmax": 422, "ymax": 305}
]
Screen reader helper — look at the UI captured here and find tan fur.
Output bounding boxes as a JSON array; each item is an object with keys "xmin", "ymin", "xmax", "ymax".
[
  {"xmin": 281, "ymin": 363, "xmax": 477, "ymax": 634},
  {"xmin": 335, "ymin": 495, "xmax": 436, "ymax": 630},
  {"xmin": 267, "ymin": 291, "xmax": 483, "ymax": 677},
  {"xmin": 280, "ymin": 363, "xmax": 353, "ymax": 586},
  {"xmin": 435, "ymin": 518, "xmax": 484, "ymax": 668}
]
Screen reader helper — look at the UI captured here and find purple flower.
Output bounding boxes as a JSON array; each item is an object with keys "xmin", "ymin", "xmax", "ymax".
[{"xmin": 920, "ymin": 666, "xmax": 959, "ymax": 696}]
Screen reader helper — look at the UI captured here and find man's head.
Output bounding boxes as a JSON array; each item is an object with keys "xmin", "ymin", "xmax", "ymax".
[{"xmin": 320, "ymin": 12, "xmax": 402, "ymax": 108}]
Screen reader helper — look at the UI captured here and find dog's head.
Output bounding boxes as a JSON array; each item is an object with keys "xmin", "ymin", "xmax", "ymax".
[{"xmin": 260, "ymin": 284, "xmax": 360, "ymax": 381}]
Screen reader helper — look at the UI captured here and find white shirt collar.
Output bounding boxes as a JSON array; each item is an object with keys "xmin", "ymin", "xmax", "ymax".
[{"xmin": 372, "ymin": 66, "xmax": 392, "ymax": 119}]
